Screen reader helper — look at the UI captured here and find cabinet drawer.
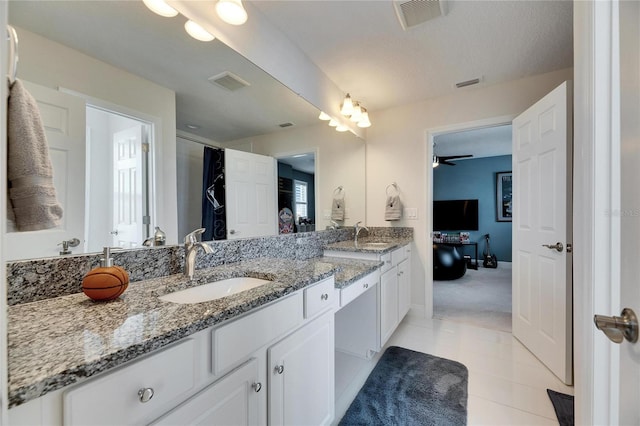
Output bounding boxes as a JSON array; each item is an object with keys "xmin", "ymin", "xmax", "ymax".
[
  {"xmin": 63, "ymin": 339, "xmax": 196, "ymax": 426},
  {"xmin": 340, "ymin": 270, "xmax": 379, "ymax": 307},
  {"xmin": 212, "ymin": 292, "xmax": 303, "ymax": 375},
  {"xmin": 380, "ymin": 253, "xmax": 393, "ymax": 273},
  {"xmin": 304, "ymin": 277, "xmax": 336, "ymax": 318}
]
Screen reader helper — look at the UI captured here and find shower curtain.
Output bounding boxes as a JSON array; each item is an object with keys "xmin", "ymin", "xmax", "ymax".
[{"xmin": 202, "ymin": 147, "xmax": 226, "ymax": 240}]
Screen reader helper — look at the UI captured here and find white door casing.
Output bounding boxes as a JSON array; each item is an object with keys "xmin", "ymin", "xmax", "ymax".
[
  {"xmin": 225, "ymin": 149, "xmax": 277, "ymax": 239},
  {"xmin": 5, "ymin": 81, "xmax": 86, "ymax": 260},
  {"xmin": 512, "ymin": 81, "xmax": 573, "ymax": 385}
]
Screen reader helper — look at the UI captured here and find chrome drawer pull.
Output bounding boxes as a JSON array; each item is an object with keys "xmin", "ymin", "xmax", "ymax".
[
  {"xmin": 138, "ymin": 387, "xmax": 154, "ymax": 403},
  {"xmin": 321, "ymin": 293, "xmax": 329, "ymax": 301},
  {"xmin": 275, "ymin": 365, "xmax": 284, "ymax": 374},
  {"xmin": 252, "ymin": 382, "xmax": 262, "ymax": 393}
]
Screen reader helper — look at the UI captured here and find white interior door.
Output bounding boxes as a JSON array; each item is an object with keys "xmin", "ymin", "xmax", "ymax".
[
  {"xmin": 5, "ymin": 81, "xmax": 85, "ymax": 260},
  {"xmin": 112, "ymin": 126, "xmax": 144, "ymax": 248},
  {"xmin": 512, "ymin": 81, "xmax": 573, "ymax": 385},
  {"xmin": 225, "ymin": 149, "xmax": 277, "ymax": 239}
]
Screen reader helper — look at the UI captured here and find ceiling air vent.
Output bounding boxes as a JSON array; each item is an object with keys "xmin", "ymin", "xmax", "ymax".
[
  {"xmin": 455, "ymin": 77, "xmax": 482, "ymax": 89},
  {"xmin": 393, "ymin": 0, "xmax": 447, "ymax": 30},
  {"xmin": 208, "ymin": 72, "xmax": 250, "ymax": 91},
  {"xmin": 279, "ymin": 122, "xmax": 295, "ymax": 128}
]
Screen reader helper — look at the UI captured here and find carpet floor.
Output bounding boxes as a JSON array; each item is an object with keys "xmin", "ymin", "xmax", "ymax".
[
  {"xmin": 434, "ymin": 263, "xmax": 512, "ymax": 332},
  {"xmin": 339, "ymin": 346, "xmax": 468, "ymax": 426}
]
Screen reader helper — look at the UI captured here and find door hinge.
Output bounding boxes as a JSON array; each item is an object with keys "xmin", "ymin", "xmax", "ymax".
[
  {"xmin": 142, "ymin": 142, "xmax": 150, "ymax": 153},
  {"xmin": 566, "ymin": 243, "xmax": 573, "ymax": 253},
  {"xmin": 143, "ymin": 215, "xmax": 151, "ymax": 225}
]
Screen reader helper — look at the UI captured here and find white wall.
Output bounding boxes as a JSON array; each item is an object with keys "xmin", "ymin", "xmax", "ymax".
[
  {"xmin": 13, "ymin": 27, "xmax": 179, "ymax": 246},
  {"xmin": 366, "ymin": 67, "xmax": 573, "ymax": 316},
  {"xmin": 224, "ymin": 123, "xmax": 367, "ymax": 228}
]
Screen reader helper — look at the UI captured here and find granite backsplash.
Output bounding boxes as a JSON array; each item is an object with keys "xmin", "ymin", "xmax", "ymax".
[{"xmin": 7, "ymin": 227, "xmax": 413, "ymax": 306}]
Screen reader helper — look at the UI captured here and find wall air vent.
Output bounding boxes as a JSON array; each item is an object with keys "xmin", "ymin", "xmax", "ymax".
[
  {"xmin": 393, "ymin": 0, "xmax": 447, "ymax": 30},
  {"xmin": 279, "ymin": 122, "xmax": 295, "ymax": 128},
  {"xmin": 208, "ymin": 72, "xmax": 250, "ymax": 91}
]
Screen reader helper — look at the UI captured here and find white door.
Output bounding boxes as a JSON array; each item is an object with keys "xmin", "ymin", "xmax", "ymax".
[
  {"xmin": 225, "ymin": 149, "xmax": 277, "ymax": 239},
  {"xmin": 112, "ymin": 126, "xmax": 144, "ymax": 248},
  {"xmin": 590, "ymin": 2, "xmax": 640, "ymax": 423},
  {"xmin": 512, "ymin": 81, "xmax": 573, "ymax": 385},
  {"xmin": 5, "ymin": 81, "xmax": 85, "ymax": 260}
]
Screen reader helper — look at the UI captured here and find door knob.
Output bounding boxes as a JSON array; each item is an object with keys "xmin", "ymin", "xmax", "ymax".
[
  {"xmin": 542, "ymin": 242, "xmax": 564, "ymax": 252},
  {"xmin": 594, "ymin": 308, "xmax": 639, "ymax": 344}
]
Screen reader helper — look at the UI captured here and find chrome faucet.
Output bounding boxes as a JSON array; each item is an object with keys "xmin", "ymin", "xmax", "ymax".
[
  {"xmin": 354, "ymin": 221, "xmax": 369, "ymax": 245},
  {"xmin": 184, "ymin": 228, "xmax": 213, "ymax": 280}
]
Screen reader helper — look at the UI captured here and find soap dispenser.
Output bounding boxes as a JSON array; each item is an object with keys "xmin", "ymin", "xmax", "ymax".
[
  {"xmin": 82, "ymin": 247, "xmax": 130, "ymax": 301},
  {"xmin": 153, "ymin": 226, "xmax": 166, "ymax": 246}
]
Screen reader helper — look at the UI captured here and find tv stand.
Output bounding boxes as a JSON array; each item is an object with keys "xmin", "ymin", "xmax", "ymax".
[{"xmin": 434, "ymin": 242, "xmax": 479, "ymax": 270}]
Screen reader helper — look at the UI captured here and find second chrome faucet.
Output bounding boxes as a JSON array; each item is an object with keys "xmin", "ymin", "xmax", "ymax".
[{"xmin": 184, "ymin": 228, "xmax": 213, "ymax": 280}]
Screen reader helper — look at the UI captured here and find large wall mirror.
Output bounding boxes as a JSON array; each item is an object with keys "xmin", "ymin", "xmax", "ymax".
[{"xmin": 6, "ymin": 0, "xmax": 366, "ymax": 261}]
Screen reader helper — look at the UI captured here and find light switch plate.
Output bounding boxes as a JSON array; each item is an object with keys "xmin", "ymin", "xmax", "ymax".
[{"xmin": 405, "ymin": 208, "xmax": 418, "ymax": 220}]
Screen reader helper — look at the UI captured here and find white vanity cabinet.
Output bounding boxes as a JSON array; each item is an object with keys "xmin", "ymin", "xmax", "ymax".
[
  {"xmin": 9, "ymin": 277, "xmax": 337, "ymax": 426},
  {"xmin": 268, "ymin": 310, "xmax": 335, "ymax": 426}
]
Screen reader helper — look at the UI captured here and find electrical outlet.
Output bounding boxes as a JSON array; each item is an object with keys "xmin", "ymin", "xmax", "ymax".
[{"xmin": 405, "ymin": 208, "xmax": 418, "ymax": 220}]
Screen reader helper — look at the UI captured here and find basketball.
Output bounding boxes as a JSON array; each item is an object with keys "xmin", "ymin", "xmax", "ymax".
[{"xmin": 82, "ymin": 266, "xmax": 129, "ymax": 301}]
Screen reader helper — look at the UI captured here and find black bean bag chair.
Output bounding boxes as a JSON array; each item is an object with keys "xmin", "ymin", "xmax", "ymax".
[{"xmin": 433, "ymin": 244, "xmax": 467, "ymax": 280}]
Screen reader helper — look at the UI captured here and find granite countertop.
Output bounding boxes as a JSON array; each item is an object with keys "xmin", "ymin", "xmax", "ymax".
[
  {"xmin": 7, "ymin": 256, "xmax": 382, "ymax": 408},
  {"xmin": 325, "ymin": 237, "xmax": 413, "ymax": 254}
]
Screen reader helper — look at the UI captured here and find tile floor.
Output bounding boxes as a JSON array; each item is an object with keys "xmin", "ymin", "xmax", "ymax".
[{"xmin": 385, "ymin": 315, "xmax": 574, "ymax": 425}]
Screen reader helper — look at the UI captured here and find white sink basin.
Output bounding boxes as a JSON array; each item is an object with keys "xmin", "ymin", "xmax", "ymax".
[{"xmin": 159, "ymin": 277, "xmax": 272, "ymax": 304}]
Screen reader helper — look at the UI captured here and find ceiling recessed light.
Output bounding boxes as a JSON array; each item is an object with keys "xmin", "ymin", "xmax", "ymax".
[{"xmin": 185, "ymin": 124, "xmax": 200, "ymax": 130}]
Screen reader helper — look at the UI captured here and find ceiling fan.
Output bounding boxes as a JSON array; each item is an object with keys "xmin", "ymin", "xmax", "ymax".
[{"xmin": 432, "ymin": 144, "xmax": 473, "ymax": 167}]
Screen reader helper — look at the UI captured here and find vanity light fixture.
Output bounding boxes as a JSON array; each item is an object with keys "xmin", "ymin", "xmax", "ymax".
[
  {"xmin": 336, "ymin": 125, "xmax": 349, "ymax": 132},
  {"xmin": 142, "ymin": 0, "xmax": 179, "ymax": 17},
  {"xmin": 216, "ymin": 0, "xmax": 248, "ymax": 25},
  {"xmin": 328, "ymin": 118, "xmax": 339, "ymax": 127},
  {"xmin": 185, "ymin": 20, "xmax": 215, "ymax": 41},
  {"xmin": 432, "ymin": 154, "xmax": 439, "ymax": 168},
  {"xmin": 356, "ymin": 108, "xmax": 371, "ymax": 128},
  {"xmin": 318, "ymin": 111, "xmax": 331, "ymax": 121},
  {"xmin": 340, "ymin": 93, "xmax": 354, "ymax": 116}
]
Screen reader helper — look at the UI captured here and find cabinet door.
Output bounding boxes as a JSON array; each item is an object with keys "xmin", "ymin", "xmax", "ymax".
[
  {"xmin": 380, "ymin": 267, "xmax": 399, "ymax": 346},
  {"xmin": 398, "ymin": 258, "xmax": 411, "ymax": 320},
  {"xmin": 152, "ymin": 359, "xmax": 260, "ymax": 426},
  {"xmin": 269, "ymin": 311, "xmax": 335, "ymax": 426}
]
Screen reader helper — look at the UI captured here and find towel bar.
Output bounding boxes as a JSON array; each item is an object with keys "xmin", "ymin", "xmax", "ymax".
[{"xmin": 6, "ymin": 25, "xmax": 18, "ymax": 84}]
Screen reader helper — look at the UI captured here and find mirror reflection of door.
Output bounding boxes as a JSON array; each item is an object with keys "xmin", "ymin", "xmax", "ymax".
[{"xmin": 86, "ymin": 106, "xmax": 152, "ymax": 252}]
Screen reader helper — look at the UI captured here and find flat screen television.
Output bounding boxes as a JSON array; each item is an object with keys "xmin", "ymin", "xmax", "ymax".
[{"xmin": 433, "ymin": 199, "xmax": 479, "ymax": 231}]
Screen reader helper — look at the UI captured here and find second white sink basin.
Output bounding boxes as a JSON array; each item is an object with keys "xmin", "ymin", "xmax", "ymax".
[{"xmin": 160, "ymin": 277, "xmax": 272, "ymax": 304}]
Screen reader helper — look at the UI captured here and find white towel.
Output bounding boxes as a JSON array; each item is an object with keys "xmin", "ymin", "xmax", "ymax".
[
  {"xmin": 385, "ymin": 195, "xmax": 402, "ymax": 221},
  {"xmin": 331, "ymin": 197, "xmax": 344, "ymax": 221},
  {"xmin": 7, "ymin": 79, "xmax": 63, "ymax": 231}
]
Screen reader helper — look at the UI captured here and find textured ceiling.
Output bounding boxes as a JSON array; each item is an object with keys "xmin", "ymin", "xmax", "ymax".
[
  {"xmin": 434, "ymin": 124, "xmax": 512, "ymax": 160},
  {"xmin": 250, "ymin": 0, "xmax": 573, "ymax": 112}
]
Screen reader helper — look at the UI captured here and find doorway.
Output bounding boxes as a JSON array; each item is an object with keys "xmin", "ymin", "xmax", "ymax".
[
  {"xmin": 86, "ymin": 106, "xmax": 153, "ymax": 252},
  {"xmin": 276, "ymin": 152, "xmax": 316, "ymax": 233},
  {"xmin": 431, "ymin": 124, "xmax": 513, "ymax": 332}
]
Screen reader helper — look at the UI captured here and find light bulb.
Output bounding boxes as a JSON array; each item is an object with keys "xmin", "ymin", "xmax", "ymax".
[
  {"xmin": 340, "ymin": 94, "xmax": 354, "ymax": 116},
  {"xmin": 142, "ymin": 0, "xmax": 178, "ymax": 17},
  {"xmin": 216, "ymin": 0, "xmax": 248, "ymax": 25},
  {"xmin": 328, "ymin": 119, "xmax": 338, "ymax": 127},
  {"xmin": 350, "ymin": 104, "xmax": 362, "ymax": 122},
  {"xmin": 185, "ymin": 20, "xmax": 215, "ymax": 42},
  {"xmin": 336, "ymin": 125, "xmax": 349, "ymax": 132},
  {"xmin": 432, "ymin": 155, "xmax": 439, "ymax": 168},
  {"xmin": 318, "ymin": 111, "xmax": 331, "ymax": 121},
  {"xmin": 357, "ymin": 110, "xmax": 371, "ymax": 128}
]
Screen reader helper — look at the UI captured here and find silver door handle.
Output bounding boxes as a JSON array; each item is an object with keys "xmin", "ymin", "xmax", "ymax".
[
  {"xmin": 594, "ymin": 308, "xmax": 638, "ymax": 344},
  {"xmin": 542, "ymin": 242, "xmax": 564, "ymax": 252}
]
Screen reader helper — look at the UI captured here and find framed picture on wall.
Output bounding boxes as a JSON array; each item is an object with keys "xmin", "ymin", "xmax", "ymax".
[{"xmin": 496, "ymin": 171, "xmax": 512, "ymax": 222}]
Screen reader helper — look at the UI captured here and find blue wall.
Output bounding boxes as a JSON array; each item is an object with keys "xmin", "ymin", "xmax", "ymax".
[{"xmin": 433, "ymin": 155, "xmax": 512, "ymax": 262}]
